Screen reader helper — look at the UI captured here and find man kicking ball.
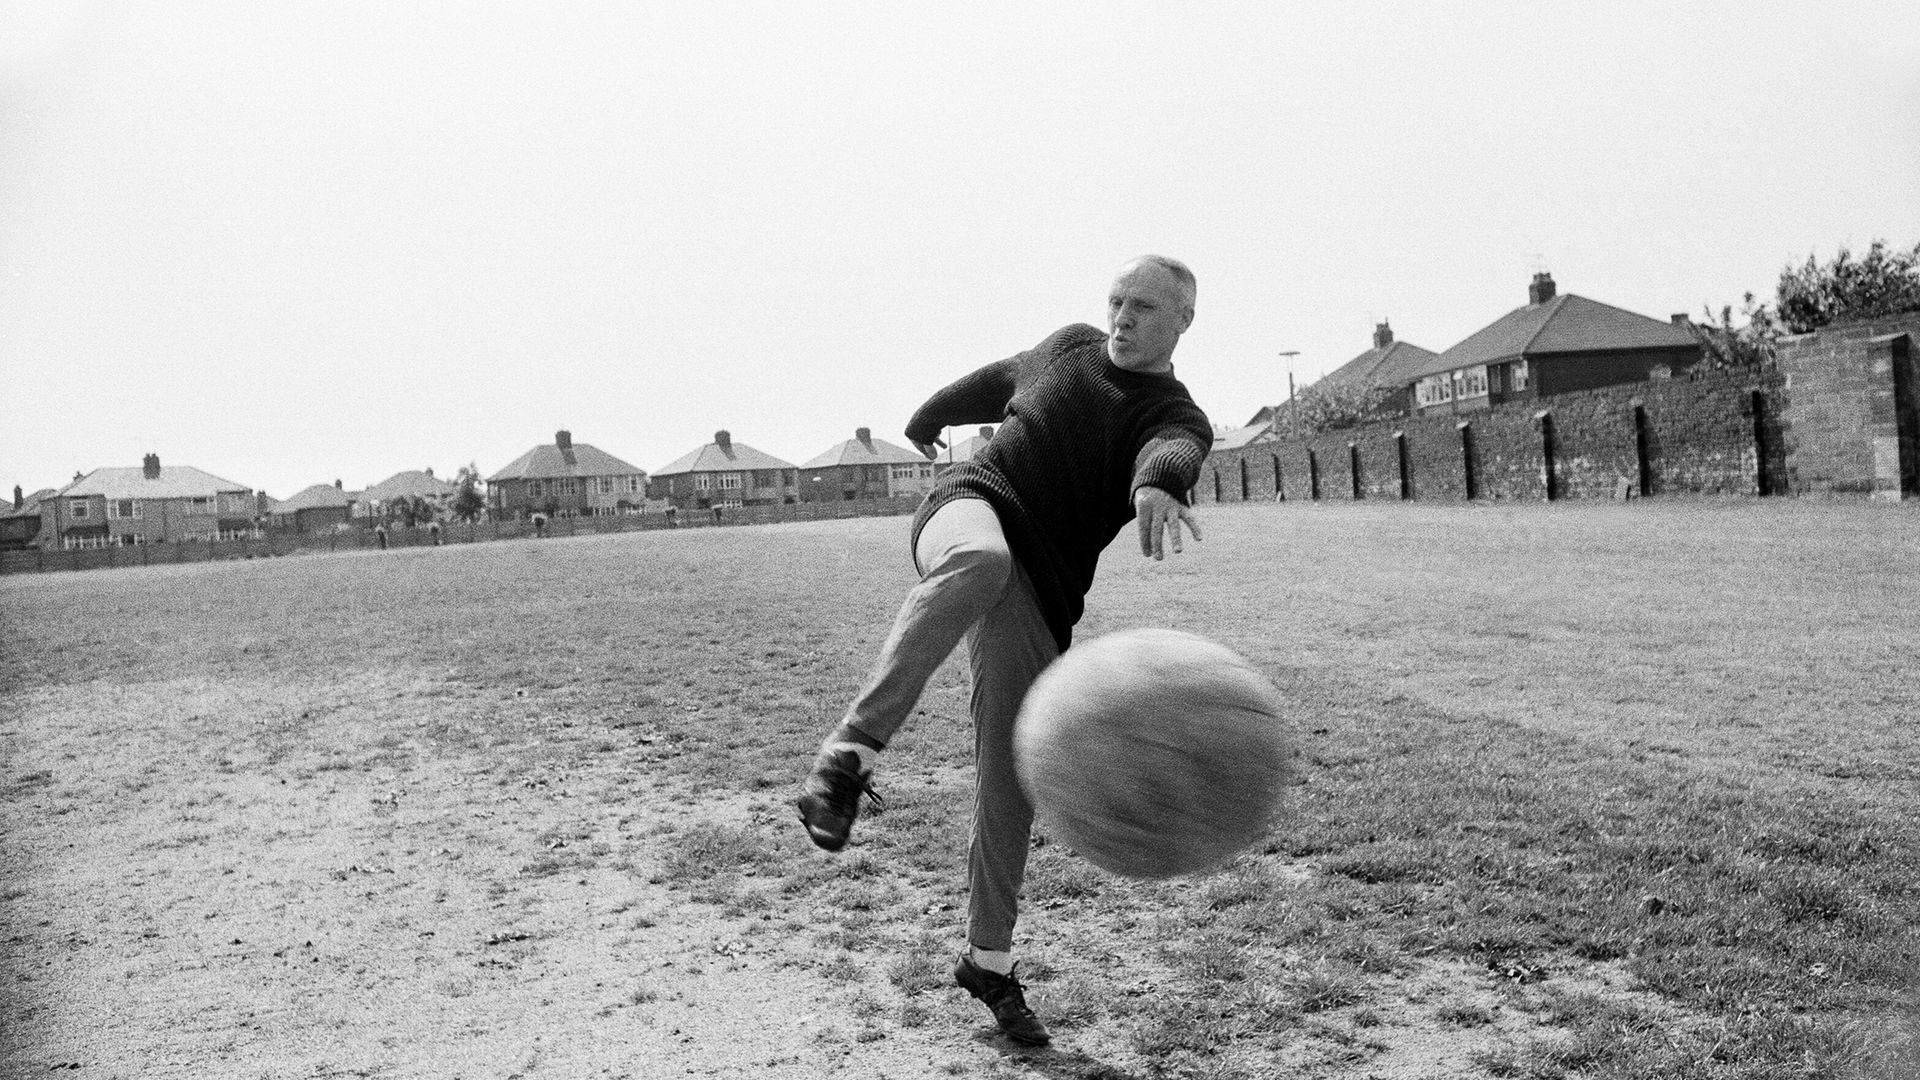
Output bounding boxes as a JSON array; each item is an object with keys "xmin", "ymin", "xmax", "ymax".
[{"xmin": 797, "ymin": 255, "xmax": 1214, "ymax": 1045}]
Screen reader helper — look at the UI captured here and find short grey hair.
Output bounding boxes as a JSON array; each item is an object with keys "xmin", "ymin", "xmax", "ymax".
[{"xmin": 1129, "ymin": 254, "xmax": 1197, "ymax": 311}]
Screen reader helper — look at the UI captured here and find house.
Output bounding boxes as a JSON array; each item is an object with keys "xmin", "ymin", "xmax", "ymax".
[
  {"xmin": 797, "ymin": 427, "xmax": 937, "ymax": 503},
  {"xmin": 488, "ymin": 430, "xmax": 649, "ymax": 520},
  {"xmin": 2, "ymin": 487, "xmax": 56, "ymax": 551},
  {"xmin": 1313, "ymin": 321, "xmax": 1441, "ymax": 418},
  {"xmin": 268, "ymin": 481, "xmax": 355, "ymax": 534},
  {"xmin": 940, "ymin": 425, "xmax": 997, "ymax": 468},
  {"xmin": 357, "ymin": 468, "xmax": 457, "ymax": 522},
  {"xmin": 650, "ymin": 430, "xmax": 798, "ymax": 510},
  {"xmin": 1405, "ymin": 273, "xmax": 1703, "ymax": 416},
  {"xmin": 42, "ymin": 454, "xmax": 258, "ymax": 549}
]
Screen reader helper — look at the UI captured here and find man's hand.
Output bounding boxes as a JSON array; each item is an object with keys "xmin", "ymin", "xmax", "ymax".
[
  {"xmin": 912, "ymin": 436, "xmax": 948, "ymax": 461},
  {"xmin": 1134, "ymin": 486, "xmax": 1202, "ymax": 560}
]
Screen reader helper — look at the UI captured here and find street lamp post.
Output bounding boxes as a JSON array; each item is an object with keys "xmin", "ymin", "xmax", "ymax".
[{"xmin": 1276, "ymin": 351, "xmax": 1301, "ymax": 436}]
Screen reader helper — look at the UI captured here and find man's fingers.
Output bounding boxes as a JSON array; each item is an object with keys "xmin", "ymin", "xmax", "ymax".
[
  {"xmin": 1137, "ymin": 506, "xmax": 1155, "ymax": 556},
  {"xmin": 1181, "ymin": 508, "xmax": 1204, "ymax": 543}
]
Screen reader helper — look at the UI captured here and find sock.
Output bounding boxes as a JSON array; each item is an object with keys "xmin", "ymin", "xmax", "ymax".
[
  {"xmin": 821, "ymin": 724, "xmax": 883, "ymax": 773},
  {"xmin": 969, "ymin": 947, "xmax": 1013, "ymax": 976}
]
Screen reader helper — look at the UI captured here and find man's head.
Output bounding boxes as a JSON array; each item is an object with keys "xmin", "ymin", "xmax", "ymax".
[{"xmin": 1106, "ymin": 255, "xmax": 1196, "ymax": 373}]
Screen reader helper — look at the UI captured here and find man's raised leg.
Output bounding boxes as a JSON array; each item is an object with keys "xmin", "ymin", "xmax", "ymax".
[{"xmin": 799, "ymin": 497, "xmax": 1012, "ymax": 851}]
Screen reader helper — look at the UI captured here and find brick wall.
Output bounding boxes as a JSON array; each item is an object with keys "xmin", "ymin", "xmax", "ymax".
[
  {"xmin": 1774, "ymin": 313, "xmax": 1920, "ymax": 497},
  {"xmin": 1200, "ymin": 364, "xmax": 1793, "ymax": 504}
]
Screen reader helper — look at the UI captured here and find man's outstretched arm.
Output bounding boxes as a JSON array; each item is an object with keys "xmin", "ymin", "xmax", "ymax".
[{"xmin": 904, "ymin": 357, "xmax": 1020, "ymax": 459}]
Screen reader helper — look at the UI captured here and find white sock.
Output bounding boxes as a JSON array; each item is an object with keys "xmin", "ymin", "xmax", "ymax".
[
  {"xmin": 823, "ymin": 741, "xmax": 877, "ymax": 773},
  {"xmin": 969, "ymin": 947, "xmax": 1013, "ymax": 976}
]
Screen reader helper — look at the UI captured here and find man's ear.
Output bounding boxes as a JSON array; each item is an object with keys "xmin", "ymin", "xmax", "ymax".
[{"xmin": 1179, "ymin": 306, "xmax": 1195, "ymax": 332}]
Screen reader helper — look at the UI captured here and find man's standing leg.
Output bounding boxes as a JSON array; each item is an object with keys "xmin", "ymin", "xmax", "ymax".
[{"xmin": 952, "ymin": 560, "xmax": 1057, "ymax": 1045}]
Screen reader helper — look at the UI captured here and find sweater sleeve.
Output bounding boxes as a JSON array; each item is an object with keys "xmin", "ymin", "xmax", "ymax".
[
  {"xmin": 1129, "ymin": 404, "xmax": 1213, "ymax": 504},
  {"xmin": 904, "ymin": 358, "xmax": 1019, "ymax": 445}
]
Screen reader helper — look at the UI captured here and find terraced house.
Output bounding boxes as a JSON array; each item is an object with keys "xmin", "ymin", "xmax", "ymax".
[
  {"xmin": 488, "ymin": 430, "xmax": 649, "ymax": 520},
  {"xmin": 43, "ymin": 454, "xmax": 258, "ymax": 549}
]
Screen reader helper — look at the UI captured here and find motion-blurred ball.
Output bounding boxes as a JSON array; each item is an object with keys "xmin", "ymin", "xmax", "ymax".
[{"xmin": 1014, "ymin": 628, "xmax": 1297, "ymax": 880}]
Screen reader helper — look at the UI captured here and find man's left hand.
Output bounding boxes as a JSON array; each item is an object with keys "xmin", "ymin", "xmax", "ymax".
[{"xmin": 1134, "ymin": 487, "xmax": 1202, "ymax": 560}]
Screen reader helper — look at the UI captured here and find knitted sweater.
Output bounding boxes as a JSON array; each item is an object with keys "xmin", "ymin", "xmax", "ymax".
[{"xmin": 905, "ymin": 323, "xmax": 1213, "ymax": 651}]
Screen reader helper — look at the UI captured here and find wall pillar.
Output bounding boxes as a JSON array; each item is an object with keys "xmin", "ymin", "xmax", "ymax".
[{"xmin": 1865, "ymin": 332, "xmax": 1914, "ymax": 500}]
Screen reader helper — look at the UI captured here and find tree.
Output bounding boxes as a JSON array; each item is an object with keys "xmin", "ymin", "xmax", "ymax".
[
  {"xmin": 1290, "ymin": 379, "xmax": 1397, "ymax": 434},
  {"xmin": 451, "ymin": 462, "xmax": 486, "ymax": 523},
  {"xmin": 1697, "ymin": 292, "xmax": 1781, "ymax": 368},
  {"xmin": 1774, "ymin": 239, "xmax": 1920, "ymax": 334}
]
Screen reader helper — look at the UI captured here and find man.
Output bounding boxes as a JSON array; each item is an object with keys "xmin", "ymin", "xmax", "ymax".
[{"xmin": 797, "ymin": 255, "xmax": 1212, "ymax": 1045}]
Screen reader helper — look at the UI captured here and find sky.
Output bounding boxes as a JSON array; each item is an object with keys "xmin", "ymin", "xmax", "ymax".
[{"xmin": 3, "ymin": 1, "xmax": 1917, "ymax": 501}]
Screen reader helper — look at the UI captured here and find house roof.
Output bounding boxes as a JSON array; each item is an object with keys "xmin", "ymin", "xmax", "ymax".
[
  {"xmin": 272, "ymin": 484, "xmax": 355, "ymax": 513},
  {"xmin": 3, "ymin": 488, "xmax": 57, "ymax": 520},
  {"xmin": 488, "ymin": 442, "xmax": 647, "ymax": 482},
  {"xmin": 61, "ymin": 466, "xmax": 251, "ymax": 499},
  {"xmin": 653, "ymin": 436, "xmax": 796, "ymax": 476},
  {"xmin": 362, "ymin": 470, "xmax": 456, "ymax": 501},
  {"xmin": 799, "ymin": 433, "xmax": 927, "ymax": 470},
  {"xmin": 1319, "ymin": 339, "xmax": 1441, "ymax": 392},
  {"xmin": 1221, "ymin": 420, "xmax": 1282, "ymax": 449},
  {"xmin": 1409, "ymin": 294, "xmax": 1699, "ymax": 381},
  {"xmin": 939, "ymin": 425, "xmax": 998, "ymax": 464},
  {"xmin": 1213, "ymin": 423, "xmax": 1278, "ymax": 452}
]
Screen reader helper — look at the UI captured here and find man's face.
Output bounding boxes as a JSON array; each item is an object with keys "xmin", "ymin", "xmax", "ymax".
[{"xmin": 1106, "ymin": 262, "xmax": 1193, "ymax": 373}]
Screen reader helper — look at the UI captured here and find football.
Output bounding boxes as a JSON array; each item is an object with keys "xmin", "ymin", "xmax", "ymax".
[{"xmin": 1014, "ymin": 628, "xmax": 1298, "ymax": 879}]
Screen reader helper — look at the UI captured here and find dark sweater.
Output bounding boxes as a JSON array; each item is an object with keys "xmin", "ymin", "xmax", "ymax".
[{"xmin": 905, "ymin": 323, "xmax": 1213, "ymax": 651}]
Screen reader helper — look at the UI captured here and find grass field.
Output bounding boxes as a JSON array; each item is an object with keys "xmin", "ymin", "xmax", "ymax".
[{"xmin": 3, "ymin": 501, "xmax": 1916, "ymax": 1079}]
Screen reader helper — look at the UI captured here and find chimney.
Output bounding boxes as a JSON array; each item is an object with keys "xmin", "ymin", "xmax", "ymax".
[
  {"xmin": 714, "ymin": 430, "xmax": 733, "ymax": 456},
  {"xmin": 335, "ymin": 479, "xmax": 343, "ymax": 489},
  {"xmin": 554, "ymin": 430, "xmax": 572, "ymax": 450},
  {"xmin": 12, "ymin": 485, "xmax": 20, "ymax": 510},
  {"xmin": 855, "ymin": 426, "xmax": 873, "ymax": 448},
  {"xmin": 1528, "ymin": 272, "xmax": 1557, "ymax": 305},
  {"xmin": 1373, "ymin": 321, "xmax": 1394, "ymax": 349},
  {"xmin": 424, "ymin": 466, "xmax": 434, "ymax": 478},
  {"xmin": 1670, "ymin": 314, "xmax": 1691, "ymax": 327},
  {"xmin": 143, "ymin": 453, "xmax": 160, "ymax": 479}
]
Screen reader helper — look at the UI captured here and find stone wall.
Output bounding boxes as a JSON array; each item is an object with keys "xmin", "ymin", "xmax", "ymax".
[
  {"xmin": 1201, "ymin": 365, "xmax": 1794, "ymax": 504},
  {"xmin": 1774, "ymin": 313, "xmax": 1920, "ymax": 498}
]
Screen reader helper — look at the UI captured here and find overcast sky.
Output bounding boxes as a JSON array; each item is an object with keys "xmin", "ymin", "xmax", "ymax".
[{"xmin": 4, "ymin": 1, "xmax": 1916, "ymax": 500}]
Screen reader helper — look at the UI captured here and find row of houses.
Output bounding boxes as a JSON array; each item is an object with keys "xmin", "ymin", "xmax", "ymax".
[
  {"xmin": 12, "ymin": 270, "xmax": 1871, "ymax": 554},
  {"xmin": 0, "ymin": 423, "xmax": 1004, "ymax": 552}
]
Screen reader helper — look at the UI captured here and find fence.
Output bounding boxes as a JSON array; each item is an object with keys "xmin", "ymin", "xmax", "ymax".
[{"xmin": 0, "ymin": 497, "xmax": 922, "ymax": 576}]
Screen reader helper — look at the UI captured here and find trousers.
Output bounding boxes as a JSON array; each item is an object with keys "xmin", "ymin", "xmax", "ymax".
[{"xmin": 843, "ymin": 497, "xmax": 1059, "ymax": 953}]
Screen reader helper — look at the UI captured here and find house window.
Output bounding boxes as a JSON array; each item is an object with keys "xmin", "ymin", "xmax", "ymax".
[
  {"xmin": 69, "ymin": 499, "xmax": 90, "ymax": 518},
  {"xmin": 1512, "ymin": 360, "xmax": 1530, "ymax": 391},
  {"xmin": 108, "ymin": 499, "xmax": 141, "ymax": 520},
  {"xmin": 64, "ymin": 534, "xmax": 109, "ymax": 550},
  {"xmin": 189, "ymin": 496, "xmax": 213, "ymax": 513},
  {"xmin": 596, "ymin": 477, "xmax": 615, "ymax": 495},
  {"xmin": 119, "ymin": 533, "xmax": 145, "ymax": 546},
  {"xmin": 1416, "ymin": 375, "xmax": 1454, "ymax": 407},
  {"xmin": 693, "ymin": 474, "xmax": 712, "ymax": 491},
  {"xmin": 890, "ymin": 465, "xmax": 918, "ymax": 480},
  {"xmin": 625, "ymin": 476, "xmax": 644, "ymax": 493},
  {"xmin": 527, "ymin": 480, "xmax": 544, "ymax": 498},
  {"xmin": 1457, "ymin": 366, "xmax": 1489, "ymax": 400},
  {"xmin": 718, "ymin": 472, "xmax": 742, "ymax": 490}
]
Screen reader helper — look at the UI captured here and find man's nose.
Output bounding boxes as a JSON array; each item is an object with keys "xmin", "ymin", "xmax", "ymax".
[{"xmin": 1114, "ymin": 304, "xmax": 1134, "ymax": 327}]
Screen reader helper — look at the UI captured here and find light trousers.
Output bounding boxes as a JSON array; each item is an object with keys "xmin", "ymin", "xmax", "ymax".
[{"xmin": 843, "ymin": 497, "xmax": 1059, "ymax": 953}]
